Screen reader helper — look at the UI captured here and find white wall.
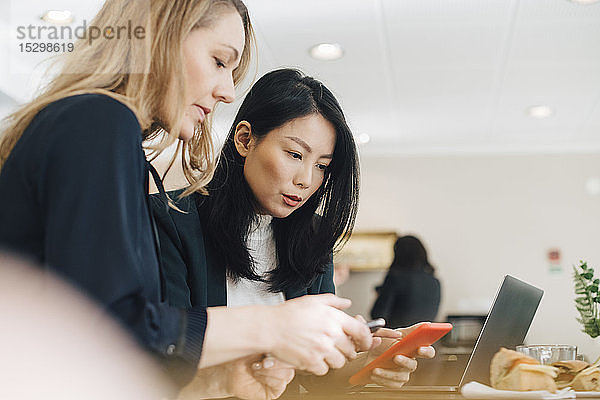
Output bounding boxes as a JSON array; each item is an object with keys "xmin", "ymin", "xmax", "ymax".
[{"xmin": 345, "ymin": 153, "xmax": 600, "ymax": 361}]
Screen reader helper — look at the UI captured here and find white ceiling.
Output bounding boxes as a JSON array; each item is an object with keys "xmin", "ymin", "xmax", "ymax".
[{"xmin": 1, "ymin": 0, "xmax": 600, "ymax": 156}]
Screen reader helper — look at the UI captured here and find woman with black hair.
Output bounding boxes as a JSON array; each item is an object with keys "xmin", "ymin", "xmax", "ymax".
[
  {"xmin": 371, "ymin": 235, "xmax": 442, "ymax": 328},
  {"xmin": 152, "ymin": 69, "xmax": 434, "ymax": 390}
]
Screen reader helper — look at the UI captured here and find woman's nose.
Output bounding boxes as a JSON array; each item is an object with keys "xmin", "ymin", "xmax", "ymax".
[
  {"xmin": 293, "ymin": 165, "xmax": 313, "ymax": 189},
  {"xmin": 215, "ymin": 73, "xmax": 235, "ymax": 104}
]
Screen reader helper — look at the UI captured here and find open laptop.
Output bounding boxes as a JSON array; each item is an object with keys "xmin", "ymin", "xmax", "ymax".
[{"xmin": 361, "ymin": 275, "xmax": 544, "ymax": 394}]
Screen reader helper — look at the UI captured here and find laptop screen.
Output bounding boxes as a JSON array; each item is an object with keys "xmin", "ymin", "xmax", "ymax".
[{"xmin": 458, "ymin": 275, "xmax": 544, "ymax": 386}]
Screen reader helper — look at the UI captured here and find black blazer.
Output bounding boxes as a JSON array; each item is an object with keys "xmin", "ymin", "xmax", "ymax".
[
  {"xmin": 0, "ymin": 94, "xmax": 206, "ymax": 388},
  {"xmin": 150, "ymin": 189, "xmax": 335, "ymax": 309}
]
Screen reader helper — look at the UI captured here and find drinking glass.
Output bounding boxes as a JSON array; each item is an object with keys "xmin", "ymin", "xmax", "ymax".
[{"xmin": 515, "ymin": 344, "xmax": 577, "ymax": 365}]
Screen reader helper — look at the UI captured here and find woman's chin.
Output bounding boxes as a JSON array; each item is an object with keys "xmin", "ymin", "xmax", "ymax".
[
  {"xmin": 178, "ymin": 120, "xmax": 196, "ymax": 141},
  {"xmin": 270, "ymin": 207, "xmax": 294, "ymax": 219}
]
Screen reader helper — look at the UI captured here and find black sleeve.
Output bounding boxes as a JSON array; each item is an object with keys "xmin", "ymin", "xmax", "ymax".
[
  {"xmin": 29, "ymin": 94, "xmax": 205, "ymax": 385},
  {"xmin": 321, "ymin": 256, "xmax": 336, "ymax": 294},
  {"xmin": 307, "ymin": 255, "xmax": 336, "ymax": 295},
  {"xmin": 370, "ymin": 274, "xmax": 397, "ymax": 322}
]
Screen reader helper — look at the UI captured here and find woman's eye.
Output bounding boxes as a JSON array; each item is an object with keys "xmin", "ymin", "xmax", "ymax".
[
  {"xmin": 317, "ymin": 164, "xmax": 328, "ymax": 171},
  {"xmin": 215, "ymin": 58, "xmax": 226, "ymax": 68},
  {"xmin": 288, "ymin": 151, "xmax": 302, "ymax": 160}
]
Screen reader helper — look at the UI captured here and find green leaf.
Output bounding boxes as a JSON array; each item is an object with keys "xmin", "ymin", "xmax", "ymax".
[
  {"xmin": 573, "ymin": 261, "xmax": 600, "ymax": 339},
  {"xmin": 579, "ymin": 262, "xmax": 588, "ymax": 270}
]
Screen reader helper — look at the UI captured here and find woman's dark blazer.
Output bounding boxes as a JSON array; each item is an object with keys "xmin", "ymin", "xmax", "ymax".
[
  {"xmin": 150, "ymin": 189, "xmax": 335, "ymax": 309},
  {"xmin": 0, "ymin": 95, "xmax": 206, "ymax": 387}
]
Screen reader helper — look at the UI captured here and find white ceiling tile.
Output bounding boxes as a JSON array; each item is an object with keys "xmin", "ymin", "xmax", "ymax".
[
  {"xmin": 392, "ymin": 67, "xmax": 495, "ymax": 140},
  {"xmin": 245, "ymin": 0, "xmax": 393, "ymax": 123},
  {"xmin": 383, "ymin": 0, "xmax": 514, "ymax": 69},
  {"xmin": 518, "ymin": 0, "xmax": 600, "ymax": 19},
  {"xmin": 579, "ymin": 91, "xmax": 600, "ymax": 142},
  {"xmin": 508, "ymin": 20, "xmax": 600, "ymax": 67},
  {"xmin": 382, "ymin": 0, "xmax": 515, "ymax": 21},
  {"xmin": 493, "ymin": 66, "xmax": 600, "ymax": 139}
]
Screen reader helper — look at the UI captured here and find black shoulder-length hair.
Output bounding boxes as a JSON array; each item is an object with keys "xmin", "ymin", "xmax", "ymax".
[
  {"xmin": 201, "ymin": 68, "xmax": 360, "ymax": 292},
  {"xmin": 390, "ymin": 235, "xmax": 435, "ymax": 274}
]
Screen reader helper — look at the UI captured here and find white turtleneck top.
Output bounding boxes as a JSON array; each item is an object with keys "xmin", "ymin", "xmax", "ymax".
[{"xmin": 226, "ymin": 214, "xmax": 286, "ymax": 307}]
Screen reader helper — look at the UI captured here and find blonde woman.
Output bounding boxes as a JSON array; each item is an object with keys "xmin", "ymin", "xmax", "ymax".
[{"xmin": 0, "ymin": 0, "xmax": 373, "ymax": 397}]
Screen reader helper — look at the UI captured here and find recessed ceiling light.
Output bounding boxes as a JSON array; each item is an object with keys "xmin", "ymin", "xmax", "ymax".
[
  {"xmin": 527, "ymin": 105, "xmax": 553, "ymax": 119},
  {"xmin": 309, "ymin": 43, "xmax": 344, "ymax": 61},
  {"xmin": 568, "ymin": 0, "xmax": 600, "ymax": 4},
  {"xmin": 357, "ymin": 133, "xmax": 370, "ymax": 145},
  {"xmin": 41, "ymin": 10, "xmax": 74, "ymax": 25}
]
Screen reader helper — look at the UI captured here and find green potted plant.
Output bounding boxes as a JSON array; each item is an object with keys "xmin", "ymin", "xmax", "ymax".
[{"xmin": 574, "ymin": 261, "xmax": 600, "ymax": 338}]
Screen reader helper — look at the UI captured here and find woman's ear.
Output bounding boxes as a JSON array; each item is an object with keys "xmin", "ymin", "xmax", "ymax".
[{"xmin": 234, "ymin": 121, "xmax": 252, "ymax": 157}]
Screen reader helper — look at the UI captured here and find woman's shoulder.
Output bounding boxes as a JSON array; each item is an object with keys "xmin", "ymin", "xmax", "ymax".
[
  {"xmin": 34, "ymin": 93, "xmax": 140, "ymax": 143},
  {"xmin": 47, "ymin": 93, "xmax": 135, "ymax": 114},
  {"xmin": 13, "ymin": 93, "xmax": 144, "ymax": 174},
  {"xmin": 44, "ymin": 93, "xmax": 137, "ymax": 121}
]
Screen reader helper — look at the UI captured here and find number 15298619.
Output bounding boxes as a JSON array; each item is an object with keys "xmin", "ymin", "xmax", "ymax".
[{"xmin": 19, "ymin": 42, "xmax": 74, "ymax": 53}]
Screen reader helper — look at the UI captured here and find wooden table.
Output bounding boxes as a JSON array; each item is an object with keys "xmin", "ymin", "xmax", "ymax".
[{"xmin": 283, "ymin": 387, "xmax": 600, "ymax": 400}]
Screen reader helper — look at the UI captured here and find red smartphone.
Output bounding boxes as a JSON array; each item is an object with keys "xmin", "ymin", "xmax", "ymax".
[{"xmin": 348, "ymin": 322, "xmax": 453, "ymax": 385}]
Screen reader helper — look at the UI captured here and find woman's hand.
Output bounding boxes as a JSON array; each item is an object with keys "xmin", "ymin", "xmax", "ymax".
[
  {"xmin": 201, "ymin": 296, "xmax": 372, "ymax": 372},
  {"xmin": 229, "ymin": 355, "xmax": 294, "ymax": 400},
  {"xmin": 262, "ymin": 294, "xmax": 374, "ymax": 376},
  {"xmin": 354, "ymin": 315, "xmax": 403, "ymax": 349},
  {"xmin": 251, "ymin": 356, "xmax": 295, "ymax": 400},
  {"xmin": 367, "ymin": 323, "xmax": 436, "ymax": 388},
  {"xmin": 180, "ymin": 355, "xmax": 294, "ymax": 400}
]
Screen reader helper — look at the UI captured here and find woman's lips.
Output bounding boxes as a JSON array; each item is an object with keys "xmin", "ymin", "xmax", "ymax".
[
  {"xmin": 193, "ymin": 105, "xmax": 210, "ymax": 124},
  {"xmin": 282, "ymin": 194, "xmax": 302, "ymax": 207}
]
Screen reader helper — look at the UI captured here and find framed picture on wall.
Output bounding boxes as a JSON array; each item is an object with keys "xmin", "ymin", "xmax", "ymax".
[{"xmin": 334, "ymin": 231, "xmax": 397, "ymax": 270}]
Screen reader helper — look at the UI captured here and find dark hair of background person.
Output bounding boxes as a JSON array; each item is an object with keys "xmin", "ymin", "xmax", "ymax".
[
  {"xmin": 390, "ymin": 235, "xmax": 435, "ymax": 274},
  {"xmin": 200, "ymin": 68, "xmax": 360, "ymax": 292}
]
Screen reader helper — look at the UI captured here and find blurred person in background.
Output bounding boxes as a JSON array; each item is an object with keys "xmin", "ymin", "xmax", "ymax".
[{"xmin": 371, "ymin": 235, "xmax": 441, "ymax": 328}]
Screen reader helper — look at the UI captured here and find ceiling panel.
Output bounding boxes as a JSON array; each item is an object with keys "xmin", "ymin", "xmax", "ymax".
[
  {"xmin": 508, "ymin": 20, "xmax": 600, "ymax": 68},
  {"xmin": 518, "ymin": 0, "xmax": 600, "ymax": 19},
  {"xmin": 382, "ymin": 0, "xmax": 515, "ymax": 68},
  {"xmin": 245, "ymin": 0, "xmax": 391, "ymax": 118},
  {"xmin": 2, "ymin": 0, "xmax": 600, "ymax": 155},
  {"xmin": 493, "ymin": 66, "xmax": 600, "ymax": 137},
  {"xmin": 381, "ymin": 0, "xmax": 515, "ymax": 149},
  {"xmin": 382, "ymin": 0, "xmax": 516, "ymax": 21},
  {"xmin": 491, "ymin": 0, "xmax": 600, "ymax": 151},
  {"xmin": 392, "ymin": 67, "xmax": 495, "ymax": 141},
  {"xmin": 578, "ymin": 93, "xmax": 600, "ymax": 142}
]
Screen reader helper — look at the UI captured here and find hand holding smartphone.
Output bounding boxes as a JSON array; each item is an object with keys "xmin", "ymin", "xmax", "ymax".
[{"xmin": 348, "ymin": 322, "xmax": 453, "ymax": 385}]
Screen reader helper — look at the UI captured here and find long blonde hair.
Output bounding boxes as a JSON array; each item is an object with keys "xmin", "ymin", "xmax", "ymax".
[{"xmin": 0, "ymin": 0, "xmax": 254, "ymax": 193}]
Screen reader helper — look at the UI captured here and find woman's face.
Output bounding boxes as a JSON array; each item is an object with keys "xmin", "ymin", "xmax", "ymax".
[
  {"xmin": 236, "ymin": 114, "xmax": 337, "ymax": 218},
  {"xmin": 179, "ymin": 10, "xmax": 245, "ymax": 141}
]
